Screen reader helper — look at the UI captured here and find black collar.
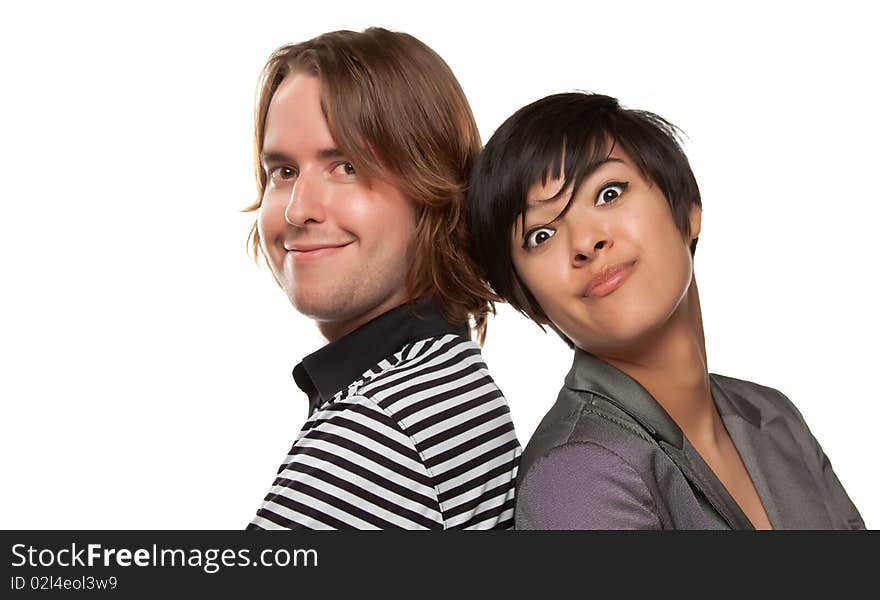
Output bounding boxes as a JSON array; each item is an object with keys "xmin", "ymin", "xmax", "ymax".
[{"xmin": 292, "ymin": 297, "xmax": 468, "ymax": 415}]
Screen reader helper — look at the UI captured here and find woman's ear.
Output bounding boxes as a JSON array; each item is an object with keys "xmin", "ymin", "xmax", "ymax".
[{"xmin": 688, "ymin": 202, "xmax": 702, "ymax": 242}]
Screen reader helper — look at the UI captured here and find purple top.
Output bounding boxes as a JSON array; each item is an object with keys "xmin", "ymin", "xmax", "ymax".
[{"xmin": 515, "ymin": 349, "xmax": 865, "ymax": 530}]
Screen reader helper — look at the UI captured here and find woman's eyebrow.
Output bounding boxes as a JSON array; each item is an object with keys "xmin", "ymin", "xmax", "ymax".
[
  {"xmin": 525, "ymin": 193, "xmax": 564, "ymax": 213},
  {"xmin": 525, "ymin": 157, "xmax": 627, "ymax": 213},
  {"xmin": 577, "ymin": 157, "xmax": 626, "ymax": 185}
]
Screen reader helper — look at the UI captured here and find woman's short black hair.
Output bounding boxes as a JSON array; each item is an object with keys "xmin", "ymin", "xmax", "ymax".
[{"xmin": 466, "ymin": 92, "xmax": 702, "ymax": 347}]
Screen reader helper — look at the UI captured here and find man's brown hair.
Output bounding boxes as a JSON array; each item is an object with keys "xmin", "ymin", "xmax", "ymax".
[{"xmin": 244, "ymin": 27, "xmax": 497, "ymax": 342}]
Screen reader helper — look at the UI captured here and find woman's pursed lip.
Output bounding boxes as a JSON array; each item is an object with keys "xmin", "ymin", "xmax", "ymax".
[{"xmin": 584, "ymin": 260, "xmax": 636, "ymax": 298}]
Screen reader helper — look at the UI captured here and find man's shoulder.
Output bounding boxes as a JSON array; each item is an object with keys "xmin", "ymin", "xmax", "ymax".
[
  {"xmin": 324, "ymin": 332, "xmax": 518, "ymax": 529},
  {"xmin": 349, "ymin": 333, "xmax": 504, "ymax": 416}
]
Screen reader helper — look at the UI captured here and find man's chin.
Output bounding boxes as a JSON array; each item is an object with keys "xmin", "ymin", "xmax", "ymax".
[
  {"xmin": 289, "ymin": 296, "xmax": 345, "ymax": 321},
  {"xmin": 285, "ymin": 284, "xmax": 362, "ymax": 317}
]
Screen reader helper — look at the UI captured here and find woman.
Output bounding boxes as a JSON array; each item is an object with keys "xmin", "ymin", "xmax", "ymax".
[{"xmin": 467, "ymin": 92, "xmax": 864, "ymax": 529}]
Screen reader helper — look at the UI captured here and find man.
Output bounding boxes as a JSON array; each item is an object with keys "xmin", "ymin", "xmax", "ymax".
[{"xmin": 243, "ymin": 28, "xmax": 521, "ymax": 529}]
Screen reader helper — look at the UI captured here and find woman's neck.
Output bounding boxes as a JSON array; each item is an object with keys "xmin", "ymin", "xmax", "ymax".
[{"xmin": 600, "ymin": 278, "xmax": 725, "ymax": 447}]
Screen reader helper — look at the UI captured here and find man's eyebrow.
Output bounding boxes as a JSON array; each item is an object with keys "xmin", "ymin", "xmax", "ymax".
[
  {"xmin": 525, "ymin": 157, "xmax": 626, "ymax": 212},
  {"xmin": 260, "ymin": 150, "xmax": 291, "ymax": 166},
  {"xmin": 260, "ymin": 148, "xmax": 344, "ymax": 165},
  {"xmin": 317, "ymin": 147, "xmax": 344, "ymax": 159}
]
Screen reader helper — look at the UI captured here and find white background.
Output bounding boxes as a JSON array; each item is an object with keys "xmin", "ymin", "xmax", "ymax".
[{"xmin": 2, "ymin": 0, "xmax": 877, "ymax": 528}]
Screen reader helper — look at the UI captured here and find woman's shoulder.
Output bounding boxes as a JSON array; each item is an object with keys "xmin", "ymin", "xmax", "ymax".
[
  {"xmin": 520, "ymin": 386, "xmax": 665, "ymax": 480},
  {"xmin": 516, "ymin": 388, "xmax": 690, "ymax": 521},
  {"xmin": 515, "ymin": 439, "xmax": 665, "ymax": 529},
  {"xmin": 515, "ymin": 405, "xmax": 706, "ymax": 529}
]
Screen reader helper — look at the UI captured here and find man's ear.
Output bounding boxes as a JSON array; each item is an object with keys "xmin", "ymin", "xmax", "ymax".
[{"xmin": 688, "ymin": 202, "xmax": 702, "ymax": 242}]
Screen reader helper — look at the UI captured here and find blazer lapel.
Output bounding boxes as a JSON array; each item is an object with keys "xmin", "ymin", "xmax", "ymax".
[
  {"xmin": 661, "ymin": 439, "xmax": 755, "ymax": 530},
  {"xmin": 711, "ymin": 377, "xmax": 834, "ymax": 529}
]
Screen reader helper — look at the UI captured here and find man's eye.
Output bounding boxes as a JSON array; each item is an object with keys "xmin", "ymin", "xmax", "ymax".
[
  {"xmin": 524, "ymin": 227, "xmax": 556, "ymax": 249},
  {"xmin": 332, "ymin": 162, "xmax": 356, "ymax": 176},
  {"xmin": 596, "ymin": 182, "xmax": 627, "ymax": 205},
  {"xmin": 270, "ymin": 166, "xmax": 297, "ymax": 181}
]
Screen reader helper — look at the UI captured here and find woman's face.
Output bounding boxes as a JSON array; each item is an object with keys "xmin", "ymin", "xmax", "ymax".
[{"xmin": 510, "ymin": 147, "xmax": 701, "ymax": 356}]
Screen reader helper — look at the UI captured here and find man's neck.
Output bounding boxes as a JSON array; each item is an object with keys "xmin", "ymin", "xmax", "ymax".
[{"xmin": 316, "ymin": 291, "xmax": 412, "ymax": 343}]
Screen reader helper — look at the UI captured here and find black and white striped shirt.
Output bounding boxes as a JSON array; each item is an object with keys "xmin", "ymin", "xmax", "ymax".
[{"xmin": 247, "ymin": 298, "xmax": 521, "ymax": 529}]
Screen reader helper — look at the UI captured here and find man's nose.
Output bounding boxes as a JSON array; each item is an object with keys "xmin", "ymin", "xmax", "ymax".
[{"xmin": 284, "ymin": 171, "xmax": 325, "ymax": 227}]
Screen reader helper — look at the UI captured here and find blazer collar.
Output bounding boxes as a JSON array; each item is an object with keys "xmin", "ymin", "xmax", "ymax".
[
  {"xmin": 709, "ymin": 375, "xmax": 774, "ymax": 430},
  {"xmin": 566, "ymin": 349, "xmax": 776, "ymax": 444},
  {"xmin": 565, "ymin": 348, "xmax": 686, "ymax": 448}
]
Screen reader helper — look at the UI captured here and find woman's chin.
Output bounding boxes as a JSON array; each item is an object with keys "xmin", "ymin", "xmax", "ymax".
[{"xmin": 569, "ymin": 319, "xmax": 669, "ymax": 359}]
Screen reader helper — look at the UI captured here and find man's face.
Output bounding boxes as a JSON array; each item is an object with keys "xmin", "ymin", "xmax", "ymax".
[
  {"xmin": 258, "ymin": 73, "xmax": 418, "ymax": 340},
  {"xmin": 510, "ymin": 147, "xmax": 701, "ymax": 357}
]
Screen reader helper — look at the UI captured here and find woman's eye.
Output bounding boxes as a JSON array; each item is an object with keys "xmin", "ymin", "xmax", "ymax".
[
  {"xmin": 524, "ymin": 227, "xmax": 556, "ymax": 249},
  {"xmin": 332, "ymin": 162, "xmax": 356, "ymax": 176},
  {"xmin": 270, "ymin": 166, "xmax": 297, "ymax": 181},
  {"xmin": 596, "ymin": 182, "xmax": 627, "ymax": 205}
]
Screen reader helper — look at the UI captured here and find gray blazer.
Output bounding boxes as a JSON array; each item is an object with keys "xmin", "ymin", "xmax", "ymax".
[{"xmin": 516, "ymin": 349, "xmax": 865, "ymax": 530}]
